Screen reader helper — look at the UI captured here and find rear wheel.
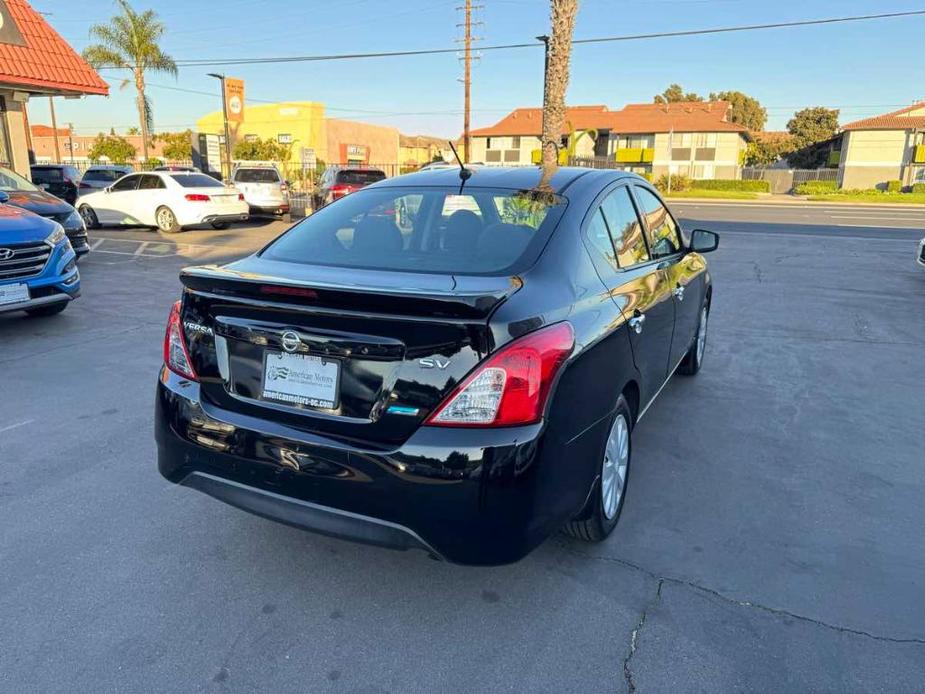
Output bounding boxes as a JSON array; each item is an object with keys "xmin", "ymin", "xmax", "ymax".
[
  {"xmin": 156, "ymin": 206, "xmax": 181, "ymax": 233},
  {"xmin": 26, "ymin": 302, "xmax": 68, "ymax": 318},
  {"xmin": 678, "ymin": 303, "xmax": 709, "ymax": 376},
  {"xmin": 78, "ymin": 205, "xmax": 99, "ymax": 229},
  {"xmin": 564, "ymin": 395, "xmax": 632, "ymax": 542},
  {"xmin": 210, "ymin": 221, "xmax": 229, "ymax": 230}
]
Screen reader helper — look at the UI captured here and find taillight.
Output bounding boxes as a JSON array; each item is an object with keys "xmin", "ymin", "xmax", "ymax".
[
  {"xmin": 238, "ymin": 193, "xmax": 245, "ymax": 201},
  {"xmin": 280, "ymin": 182, "xmax": 289, "ymax": 193},
  {"xmin": 184, "ymin": 193, "xmax": 211, "ymax": 202},
  {"xmin": 426, "ymin": 322, "xmax": 575, "ymax": 427},
  {"xmin": 330, "ymin": 184, "xmax": 350, "ymax": 199},
  {"xmin": 163, "ymin": 300, "xmax": 198, "ymax": 381}
]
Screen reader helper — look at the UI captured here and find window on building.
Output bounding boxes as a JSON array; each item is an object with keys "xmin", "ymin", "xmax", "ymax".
[
  {"xmin": 485, "ymin": 137, "xmax": 492, "ymax": 150},
  {"xmin": 277, "ymin": 133, "xmax": 293, "ymax": 144},
  {"xmin": 503, "ymin": 150, "xmax": 520, "ymax": 162},
  {"xmin": 0, "ymin": 97, "xmax": 12, "ymax": 168},
  {"xmin": 694, "ymin": 133, "xmax": 717, "ymax": 148},
  {"xmin": 511, "ymin": 136, "xmax": 521, "ymax": 149},
  {"xmin": 691, "ymin": 164, "xmax": 715, "ymax": 179},
  {"xmin": 485, "ymin": 150, "xmax": 501, "ymax": 162},
  {"xmin": 618, "ymin": 135, "xmax": 654, "ymax": 149}
]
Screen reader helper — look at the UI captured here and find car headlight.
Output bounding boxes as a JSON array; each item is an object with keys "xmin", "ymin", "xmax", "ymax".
[
  {"xmin": 45, "ymin": 223, "xmax": 67, "ymax": 246},
  {"xmin": 63, "ymin": 209, "xmax": 85, "ymax": 230}
]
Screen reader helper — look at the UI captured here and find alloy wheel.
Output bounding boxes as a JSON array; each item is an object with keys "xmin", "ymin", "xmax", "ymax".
[
  {"xmin": 696, "ymin": 307, "xmax": 708, "ymax": 364},
  {"xmin": 601, "ymin": 413, "xmax": 629, "ymax": 520}
]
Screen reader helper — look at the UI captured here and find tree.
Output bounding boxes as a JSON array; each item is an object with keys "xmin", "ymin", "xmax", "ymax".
[
  {"xmin": 232, "ymin": 137, "xmax": 291, "ymax": 162},
  {"xmin": 157, "ymin": 130, "xmax": 193, "ymax": 160},
  {"xmin": 88, "ymin": 134, "xmax": 137, "ymax": 163},
  {"xmin": 709, "ymin": 90, "xmax": 767, "ymax": 132},
  {"xmin": 654, "ymin": 84, "xmax": 704, "ymax": 104},
  {"xmin": 83, "ymin": 1, "xmax": 177, "ymax": 163},
  {"xmin": 786, "ymin": 107, "xmax": 840, "ymax": 168},
  {"xmin": 539, "ymin": 0, "xmax": 579, "ymax": 189},
  {"xmin": 127, "ymin": 126, "xmax": 140, "ymax": 135},
  {"xmin": 745, "ymin": 134, "xmax": 795, "ymax": 167}
]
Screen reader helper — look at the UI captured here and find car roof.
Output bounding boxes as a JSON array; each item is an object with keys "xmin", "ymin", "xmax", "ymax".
[
  {"xmin": 373, "ymin": 166, "xmax": 643, "ymax": 195},
  {"xmin": 87, "ymin": 164, "xmax": 132, "ymax": 170}
]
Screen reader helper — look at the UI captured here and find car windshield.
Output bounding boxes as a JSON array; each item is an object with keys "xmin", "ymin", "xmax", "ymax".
[
  {"xmin": 336, "ymin": 170, "xmax": 386, "ymax": 185},
  {"xmin": 235, "ymin": 168, "xmax": 280, "ymax": 183},
  {"xmin": 0, "ymin": 167, "xmax": 39, "ymax": 192},
  {"xmin": 84, "ymin": 169, "xmax": 129, "ymax": 182},
  {"xmin": 170, "ymin": 174, "xmax": 225, "ymax": 188},
  {"xmin": 262, "ymin": 186, "xmax": 567, "ymax": 276}
]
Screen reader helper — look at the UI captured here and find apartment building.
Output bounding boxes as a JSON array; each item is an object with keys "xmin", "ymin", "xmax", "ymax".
[{"xmin": 837, "ymin": 103, "xmax": 925, "ymax": 189}]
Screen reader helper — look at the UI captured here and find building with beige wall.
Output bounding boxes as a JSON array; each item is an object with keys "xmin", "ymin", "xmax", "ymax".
[
  {"xmin": 469, "ymin": 101, "xmax": 749, "ymax": 179},
  {"xmin": 30, "ymin": 126, "xmax": 172, "ymax": 164},
  {"xmin": 838, "ymin": 103, "xmax": 925, "ymax": 189}
]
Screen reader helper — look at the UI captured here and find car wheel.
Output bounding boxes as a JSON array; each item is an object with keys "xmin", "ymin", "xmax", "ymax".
[
  {"xmin": 155, "ymin": 206, "xmax": 181, "ymax": 233},
  {"xmin": 25, "ymin": 302, "xmax": 68, "ymax": 318},
  {"xmin": 678, "ymin": 303, "xmax": 709, "ymax": 376},
  {"xmin": 564, "ymin": 395, "xmax": 632, "ymax": 542},
  {"xmin": 210, "ymin": 221, "xmax": 230, "ymax": 230},
  {"xmin": 78, "ymin": 205, "xmax": 100, "ymax": 229}
]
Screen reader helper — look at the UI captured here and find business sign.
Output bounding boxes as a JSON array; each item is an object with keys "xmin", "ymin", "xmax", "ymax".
[
  {"xmin": 225, "ymin": 78, "xmax": 245, "ymax": 123},
  {"xmin": 0, "ymin": 1, "xmax": 25, "ymax": 46},
  {"xmin": 301, "ymin": 147, "xmax": 316, "ymax": 169},
  {"xmin": 193, "ymin": 133, "xmax": 222, "ymax": 174}
]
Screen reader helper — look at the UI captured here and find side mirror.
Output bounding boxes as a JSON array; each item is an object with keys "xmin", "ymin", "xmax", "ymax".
[
  {"xmin": 0, "ymin": 191, "xmax": 9, "ymax": 204},
  {"xmin": 690, "ymin": 229, "xmax": 719, "ymax": 253}
]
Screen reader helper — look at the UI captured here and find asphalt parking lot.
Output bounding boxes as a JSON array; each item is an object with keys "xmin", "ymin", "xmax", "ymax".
[{"xmin": 1, "ymin": 204, "xmax": 924, "ymax": 692}]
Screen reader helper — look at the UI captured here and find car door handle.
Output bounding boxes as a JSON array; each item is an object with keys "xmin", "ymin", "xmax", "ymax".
[
  {"xmin": 673, "ymin": 285, "xmax": 685, "ymax": 301},
  {"xmin": 628, "ymin": 314, "xmax": 646, "ymax": 334}
]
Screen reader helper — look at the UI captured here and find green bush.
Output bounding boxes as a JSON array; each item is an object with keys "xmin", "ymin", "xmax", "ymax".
[
  {"xmin": 794, "ymin": 180, "xmax": 838, "ymax": 195},
  {"xmin": 654, "ymin": 173, "xmax": 690, "ymax": 193},
  {"xmin": 886, "ymin": 179, "xmax": 903, "ymax": 193},
  {"xmin": 689, "ymin": 179, "xmax": 770, "ymax": 193},
  {"xmin": 912, "ymin": 183, "xmax": 925, "ymax": 194}
]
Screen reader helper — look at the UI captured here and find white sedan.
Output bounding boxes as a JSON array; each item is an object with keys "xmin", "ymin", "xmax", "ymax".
[{"xmin": 77, "ymin": 171, "xmax": 249, "ymax": 233}]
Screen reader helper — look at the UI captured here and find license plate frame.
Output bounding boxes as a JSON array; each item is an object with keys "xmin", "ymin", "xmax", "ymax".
[
  {"xmin": 0, "ymin": 283, "xmax": 30, "ymax": 306},
  {"xmin": 261, "ymin": 350, "xmax": 341, "ymax": 410}
]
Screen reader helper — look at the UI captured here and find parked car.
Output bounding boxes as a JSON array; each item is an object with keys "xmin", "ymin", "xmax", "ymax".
[
  {"xmin": 312, "ymin": 166, "xmax": 386, "ymax": 209},
  {"xmin": 918, "ymin": 237, "xmax": 925, "ymax": 268},
  {"xmin": 30, "ymin": 164, "xmax": 81, "ymax": 205},
  {"xmin": 77, "ymin": 171, "xmax": 248, "ymax": 233},
  {"xmin": 231, "ymin": 165, "xmax": 290, "ymax": 217},
  {"xmin": 155, "ymin": 166, "xmax": 718, "ymax": 565},
  {"xmin": 78, "ymin": 165, "xmax": 134, "ymax": 195},
  {"xmin": 0, "ymin": 192, "xmax": 80, "ymax": 317},
  {"xmin": 0, "ymin": 167, "xmax": 89, "ymax": 256}
]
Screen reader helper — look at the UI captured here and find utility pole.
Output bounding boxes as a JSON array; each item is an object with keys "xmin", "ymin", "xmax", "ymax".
[
  {"xmin": 457, "ymin": 0, "xmax": 482, "ymax": 164},
  {"xmin": 68, "ymin": 123, "xmax": 75, "ymax": 165},
  {"xmin": 537, "ymin": 35, "xmax": 550, "ymax": 143},
  {"xmin": 208, "ymin": 73, "xmax": 233, "ymax": 178},
  {"xmin": 48, "ymin": 96, "xmax": 61, "ymax": 162}
]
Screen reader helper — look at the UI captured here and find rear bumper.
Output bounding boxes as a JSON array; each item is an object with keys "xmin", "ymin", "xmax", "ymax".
[
  {"xmin": 247, "ymin": 203, "xmax": 290, "ymax": 216},
  {"xmin": 155, "ymin": 368, "xmax": 601, "ymax": 565},
  {"xmin": 200, "ymin": 213, "xmax": 249, "ymax": 225}
]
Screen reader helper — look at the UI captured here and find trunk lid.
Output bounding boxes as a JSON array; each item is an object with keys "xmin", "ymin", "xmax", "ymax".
[{"xmin": 179, "ymin": 257, "xmax": 520, "ymax": 447}]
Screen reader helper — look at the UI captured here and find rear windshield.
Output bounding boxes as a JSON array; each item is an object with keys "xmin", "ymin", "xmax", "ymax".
[
  {"xmin": 262, "ymin": 186, "xmax": 567, "ymax": 276},
  {"xmin": 335, "ymin": 170, "xmax": 385, "ymax": 185},
  {"xmin": 170, "ymin": 173, "xmax": 225, "ymax": 188},
  {"xmin": 235, "ymin": 168, "xmax": 280, "ymax": 183},
  {"xmin": 84, "ymin": 169, "xmax": 129, "ymax": 182}
]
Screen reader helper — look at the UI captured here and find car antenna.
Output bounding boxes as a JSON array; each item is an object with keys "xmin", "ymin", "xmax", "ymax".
[{"xmin": 447, "ymin": 141, "xmax": 472, "ymax": 193}]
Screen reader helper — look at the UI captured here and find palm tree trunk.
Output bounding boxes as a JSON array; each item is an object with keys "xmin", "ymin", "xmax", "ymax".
[
  {"xmin": 539, "ymin": 0, "xmax": 579, "ymax": 189},
  {"xmin": 134, "ymin": 70, "xmax": 149, "ymax": 162}
]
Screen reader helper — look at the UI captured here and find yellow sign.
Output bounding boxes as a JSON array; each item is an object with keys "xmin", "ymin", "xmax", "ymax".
[{"xmin": 225, "ymin": 78, "xmax": 245, "ymax": 123}]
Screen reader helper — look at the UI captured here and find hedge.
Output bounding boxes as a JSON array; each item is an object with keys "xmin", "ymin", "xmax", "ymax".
[
  {"xmin": 688, "ymin": 179, "xmax": 770, "ymax": 193},
  {"xmin": 886, "ymin": 179, "xmax": 903, "ymax": 193},
  {"xmin": 794, "ymin": 180, "xmax": 838, "ymax": 195},
  {"xmin": 912, "ymin": 183, "xmax": 925, "ymax": 194}
]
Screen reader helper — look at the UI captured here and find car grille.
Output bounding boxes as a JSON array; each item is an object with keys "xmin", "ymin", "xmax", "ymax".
[{"xmin": 0, "ymin": 241, "xmax": 52, "ymax": 280}]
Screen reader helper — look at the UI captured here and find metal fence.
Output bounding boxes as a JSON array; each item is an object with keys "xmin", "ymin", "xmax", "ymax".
[{"xmin": 742, "ymin": 167, "xmax": 839, "ymax": 193}]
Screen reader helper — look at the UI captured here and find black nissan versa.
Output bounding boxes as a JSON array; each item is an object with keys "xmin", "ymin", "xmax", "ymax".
[{"xmin": 155, "ymin": 166, "xmax": 718, "ymax": 565}]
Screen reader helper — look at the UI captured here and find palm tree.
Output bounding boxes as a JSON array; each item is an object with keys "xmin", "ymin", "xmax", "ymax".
[
  {"xmin": 82, "ymin": 0, "xmax": 176, "ymax": 162},
  {"xmin": 539, "ymin": 0, "xmax": 579, "ymax": 189}
]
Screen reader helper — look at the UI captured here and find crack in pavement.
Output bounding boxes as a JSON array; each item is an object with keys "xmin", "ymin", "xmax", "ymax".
[
  {"xmin": 623, "ymin": 579, "xmax": 663, "ymax": 694},
  {"xmin": 556, "ymin": 542, "xmax": 925, "ymax": 647}
]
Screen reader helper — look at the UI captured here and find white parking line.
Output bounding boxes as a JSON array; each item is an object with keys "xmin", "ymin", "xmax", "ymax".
[
  {"xmin": 89, "ymin": 238, "xmax": 105, "ymax": 251},
  {"xmin": 0, "ymin": 419, "xmax": 33, "ymax": 434},
  {"xmin": 132, "ymin": 241, "xmax": 151, "ymax": 256}
]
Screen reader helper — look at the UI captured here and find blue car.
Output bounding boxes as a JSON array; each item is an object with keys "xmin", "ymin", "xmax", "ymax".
[{"xmin": 0, "ymin": 191, "xmax": 80, "ymax": 318}]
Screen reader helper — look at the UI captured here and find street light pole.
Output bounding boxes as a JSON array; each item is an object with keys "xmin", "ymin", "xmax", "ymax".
[
  {"xmin": 537, "ymin": 35, "xmax": 549, "ymax": 152},
  {"xmin": 208, "ymin": 73, "xmax": 232, "ymax": 178}
]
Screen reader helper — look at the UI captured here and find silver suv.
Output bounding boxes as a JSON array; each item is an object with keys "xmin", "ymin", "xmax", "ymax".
[{"xmin": 231, "ymin": 165, "xmax": 289, "ymax": 217}]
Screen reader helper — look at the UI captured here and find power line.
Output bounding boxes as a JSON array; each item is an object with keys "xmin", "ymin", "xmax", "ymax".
[{"xmin": 93, "ymin": 10, "xmax": 925, "ymax": 68}]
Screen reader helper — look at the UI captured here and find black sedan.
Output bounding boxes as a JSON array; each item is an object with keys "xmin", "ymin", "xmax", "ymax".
[
  {"xmin": 1, "ymin": 167, "xmax": 89, "ymax": 255},
  {"xmin": 155, "ymin": 166, "xmax": 718, "ymax": 565}
]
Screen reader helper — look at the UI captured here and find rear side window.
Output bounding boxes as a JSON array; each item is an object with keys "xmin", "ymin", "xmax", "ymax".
[
  {"xmin": 601, "ymin": 187, "xmax": 650, "ymax": 267},
  {"xmin": 634, "ymin": 186, "xmax": 681, "ymax": 259},
  {"xmin": 336, "ymin": 170, "xmax": 385, "ymax": 185},
  {"xmin": 32, "ymin": 168, "xmax": 63, "ymax": 183},
  {"xmin": 262, "ymin": 186, "xmax": 567, "ymax": 276},
  {"xmin": 235, "ymin": 168, "xmax": 280, "ymax": 183},
  {"xmin": 84, "ymin": 169, "xmax": 128, "ymax": 182},
  {"xmin": 139, "ymin": 174, "xmax": 166, "ymax": 190},
  {"xmin": 170, "ymin": 174, "xmax": 224, "ymax": 188}
]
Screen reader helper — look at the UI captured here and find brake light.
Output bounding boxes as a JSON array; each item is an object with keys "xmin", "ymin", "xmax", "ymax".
[
  {"xmin": 330, "ymin": 184, "xmax": 350, "ymax": 199},
  {"xmin": 426, "ymin": 322, "xmax": 575, "ymax": 427},
  {"xmin": 163, "ymin": 300, "xmax": 198, "ymax": 381},
  {"xmin": 280, "ymin": 182, "xmax": 289, "ymax": 193},
  {"xmin": 184, "ymin": 193, "xmax": 210, "ymax": 202}
]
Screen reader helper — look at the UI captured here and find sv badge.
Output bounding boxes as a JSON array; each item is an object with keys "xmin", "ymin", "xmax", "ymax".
[{"xmin": 419, "ymin": 357, "xmax": 451, "ymax": 370}]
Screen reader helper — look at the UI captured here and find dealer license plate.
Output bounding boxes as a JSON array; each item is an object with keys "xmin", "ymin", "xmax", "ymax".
[
  {"xmin": 0, "ymin": 283, "xmax": 29, "ymax": 306},
  {"xmin": 262, "ymin": 351, "xmax": 340, "ymax": 409}
]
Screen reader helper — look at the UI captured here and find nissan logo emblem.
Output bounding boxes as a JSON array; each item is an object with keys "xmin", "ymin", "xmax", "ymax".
[
  {"xmin": 0, "ymin": 248, "xmax": 13, "ymax": 260},
  {"xmin": 280, "ymin": 330, "xmax": 302, "ymax": 353}
]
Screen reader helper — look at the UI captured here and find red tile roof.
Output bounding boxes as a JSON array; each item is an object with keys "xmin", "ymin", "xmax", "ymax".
[
  {"xmin": 0, "ymin": 0, "xmax": 108, "ymax": 96},
  {"xmin": 30, "ymin": 124, "xmax": 71, "ymax": 137},
  {"xmin": 842, "ymin": 102, "xmax": 925, "ymax": 131},
  {"xmin": 470, "ymin": 101, "xmax": 748, "ymax": 137}
]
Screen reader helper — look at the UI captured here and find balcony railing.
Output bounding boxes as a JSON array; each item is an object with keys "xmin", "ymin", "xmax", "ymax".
[{"xmin": 615, "ymin": 148, "xmax": 654, "ymax": 163}]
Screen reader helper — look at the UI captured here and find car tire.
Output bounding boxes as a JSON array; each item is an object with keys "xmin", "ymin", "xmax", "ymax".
[
  {"xmin": 564, "ymin": 395, "xmax": 633, "ymax": 542},
  {"xmin": 678, "ymin": 302, "xmax": 709, "ymax": 376},
  {"xmin": 155, "ymin": 206, "xmax": 181, "ymax": 233},
  {"xmin": 210, "ymin": 221, "xmax": 230, "ymax": 230},
  {"xmin": 25, "ymin": 302, "xmax": 68, "ymax": 318},
  {"xmin": 78, "ymin": 205, "xmax": 100, "ymax": 230}
]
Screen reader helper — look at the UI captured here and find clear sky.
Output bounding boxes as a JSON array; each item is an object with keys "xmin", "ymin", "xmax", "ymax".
[{"xmin": 27, "ymin": 0, "xmax": 925, "ymax": 139}]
